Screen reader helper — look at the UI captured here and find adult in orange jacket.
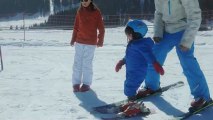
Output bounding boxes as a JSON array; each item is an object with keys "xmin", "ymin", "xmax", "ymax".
[{"xmin": 71, "ymin": 0, "xmax": 105, "ymax": 92}]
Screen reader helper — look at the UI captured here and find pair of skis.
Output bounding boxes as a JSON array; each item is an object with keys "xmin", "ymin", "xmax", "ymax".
[{"xmin": 92, "ymin": 81, "xmax": 213, "ymax": 120}]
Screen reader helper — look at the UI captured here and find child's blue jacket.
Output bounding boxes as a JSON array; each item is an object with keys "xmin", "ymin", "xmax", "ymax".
[
  {"xmin": 123, "ymin": 37, "xmax": 156, "ymax": 96},
  {"xmin": 125, "ymin": 37, "xmax": 156, "ymax": 71}
]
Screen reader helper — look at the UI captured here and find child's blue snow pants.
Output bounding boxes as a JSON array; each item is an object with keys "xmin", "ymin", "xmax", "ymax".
[{"xmin": 145, "ymin": 31, "xmax": 211, "ymax": 101}]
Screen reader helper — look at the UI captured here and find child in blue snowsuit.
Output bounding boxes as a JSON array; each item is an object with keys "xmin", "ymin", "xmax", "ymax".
[{"xmin": 115, "ymin": 20, "xmax": 164, "ymax": 101}]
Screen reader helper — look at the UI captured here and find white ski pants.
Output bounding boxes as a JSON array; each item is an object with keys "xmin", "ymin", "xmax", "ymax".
[{"xmin": 72, "ymin": 43, "xmax": 96, "ymax": 86}]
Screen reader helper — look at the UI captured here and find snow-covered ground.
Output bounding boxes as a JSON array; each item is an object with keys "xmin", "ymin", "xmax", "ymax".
[{"xmin": 0, "ymin": 26, "xmax": 213, "ymax": 120}]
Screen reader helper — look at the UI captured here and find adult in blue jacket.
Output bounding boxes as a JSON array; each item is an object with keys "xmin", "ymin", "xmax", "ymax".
[{"xmin": 141, "ymin": 0, "xmax": 212, "ymax": 111}]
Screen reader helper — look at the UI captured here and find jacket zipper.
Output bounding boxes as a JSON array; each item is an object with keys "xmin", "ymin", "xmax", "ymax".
[{"xmin": 168, "ymin": 0, "xmax": 171, "ymax": 15}]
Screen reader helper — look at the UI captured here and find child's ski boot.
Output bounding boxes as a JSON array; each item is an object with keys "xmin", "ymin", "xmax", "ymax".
[{"xmin": 117, "ymin": 101, "xmax": 150, "ymax": 118}]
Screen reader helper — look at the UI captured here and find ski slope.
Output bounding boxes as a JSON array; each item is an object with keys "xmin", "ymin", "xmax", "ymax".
[{"xmin": 0, "ymin": 26, "xmax": 213, "ymax": 120}]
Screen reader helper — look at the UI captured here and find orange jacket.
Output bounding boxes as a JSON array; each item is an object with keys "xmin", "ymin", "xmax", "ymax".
[{"xmin": 71, "ymin": 7, "xmax": 105, "ymax": 45}]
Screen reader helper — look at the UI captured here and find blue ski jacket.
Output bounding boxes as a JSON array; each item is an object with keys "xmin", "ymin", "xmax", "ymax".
[{"xmin": 124, "ymin": 37, "xmax": 156, "ymax": 97}]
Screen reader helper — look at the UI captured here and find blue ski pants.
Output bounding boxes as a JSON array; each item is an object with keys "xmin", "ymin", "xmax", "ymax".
[{"xmin": 145, "ymin": 31, "xmax": 211, "ymax": 101}]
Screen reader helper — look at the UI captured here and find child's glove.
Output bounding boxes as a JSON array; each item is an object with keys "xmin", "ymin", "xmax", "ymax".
[
  {"xmin": 115, "ymin": 60, "xmax": 125, "ymax": 72},
  {"xmin": 153, "ymin": 61, "xmax": 164, "ymax": 75}
]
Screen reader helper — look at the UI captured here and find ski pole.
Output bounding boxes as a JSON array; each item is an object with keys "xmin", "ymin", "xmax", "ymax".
[{"xmin": 0, "ymin": 46, "xmax": 3, "ymax": 71}]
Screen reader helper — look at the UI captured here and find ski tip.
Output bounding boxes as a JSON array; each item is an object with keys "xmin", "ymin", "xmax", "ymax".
[{"xmin": 92, "ymin": 107, "xmax": 119, "ymax": 114}]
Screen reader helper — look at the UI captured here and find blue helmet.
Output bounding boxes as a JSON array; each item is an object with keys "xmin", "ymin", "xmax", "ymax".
[{"xmin": 126, "ymin": 20, "xmax": 148, "ymax": 37}]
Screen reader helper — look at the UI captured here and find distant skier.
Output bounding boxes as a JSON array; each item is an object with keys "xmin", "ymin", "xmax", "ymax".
[
  {"xmin": 70, "ymin": 0, "xmax": 105, "ymax": 92},
  {"xmin": 115, "ymin": 20, "xmax": 164, "ymax": 116},
  {"xmin": 139, "ymin": 0, "xmax": 212, "ymax": 111}
]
